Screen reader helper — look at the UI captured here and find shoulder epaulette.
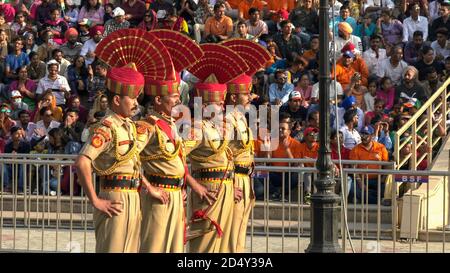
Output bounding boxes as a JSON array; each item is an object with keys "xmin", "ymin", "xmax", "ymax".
[
  {"xmin": 146, "ymin": 115, "xmax": 159, "ymax": 125},
  {"xmin": 94, "ymin": 128, "xmax": 111, "ymax": 142},
  {"xmin": 136, "ymin": 120, "xmax": 155, "ymax": 134},
  {"xmin": 102, "ymin": 119, "xmax": 112, "ymax": 128}
]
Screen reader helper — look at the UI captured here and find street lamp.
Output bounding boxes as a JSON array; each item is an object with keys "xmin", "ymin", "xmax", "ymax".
[{"xmin": 305, "ymin": 0, "xmax": 342, "ymax": 253}]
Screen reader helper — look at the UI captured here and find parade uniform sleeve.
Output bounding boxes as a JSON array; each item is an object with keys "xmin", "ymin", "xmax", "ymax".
[
  {"xmin": 135, "ymin": 120, "xmax": 155, "ymax": 148},
  {"xmin": 80, "ymin": 125, "xmax": 112, "ymax": 161}
]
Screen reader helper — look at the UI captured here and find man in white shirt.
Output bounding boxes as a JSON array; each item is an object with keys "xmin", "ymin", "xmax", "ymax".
[
  {"xmin": 80, "ymin": 25, "xmax": 104, "ymax": 66},
  {"xmin": 36, "ymin": 61, "xmax": 71, "ymax": 106},
  {"xmin": 403, "ymin": 4, "xmax": 429, "ymax": 42},
  {"xmin": 431, "ymin": 27, "xmax": 450, "ymax": 61},
  {"xmin": 245, "ymin": 7, "xmax": 268, "ymax": 39},
  {"xmin": 363, "ymin": 34, "xmax": 387, "ymax": 76},
  {"xmin": 376, "ymin": 46, "xmax": 409, "ymax": 85},
  {"xmin": 331, "ymin": 22, "xmax": 363, "ymax": 61},
  {"xmin": 339, "ymin": 108, "xmax": 361, "ymax": 150},
  {"xmin": 329, "ymin": 0, "xmax": 342, "ymax": 18}
]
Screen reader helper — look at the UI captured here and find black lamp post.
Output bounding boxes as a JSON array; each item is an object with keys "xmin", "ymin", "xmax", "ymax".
[{"xmin": 305, "ymin": 0, "xmax": 342, "ymax": 253}]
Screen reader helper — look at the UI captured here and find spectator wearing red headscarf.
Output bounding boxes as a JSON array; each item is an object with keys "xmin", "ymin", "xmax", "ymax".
[
  {"xmin": 80, "ymin": 25, "xmax": 104, "ymax": 66},
  {"xmin": 0, "ymin": 1, "xmax": 16, "ymax": 23}
]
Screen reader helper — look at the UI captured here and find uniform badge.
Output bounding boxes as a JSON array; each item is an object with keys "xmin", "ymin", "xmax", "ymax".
[
  {"xmin": 91, "ymin": 135, "xmax": 103, "ymax": 148},
  {"xmin": 137, "ymin": 125, "xmax": 147, "ymax": 135}
]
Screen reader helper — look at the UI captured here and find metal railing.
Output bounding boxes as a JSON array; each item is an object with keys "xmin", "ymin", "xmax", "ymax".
[
  {"xmin": 394, "ymin": 76, "xmax": 450, "ymax": 171},
  {"xmin": 1, "ymin": 155, "xmax": 450, "ymax": 253}
]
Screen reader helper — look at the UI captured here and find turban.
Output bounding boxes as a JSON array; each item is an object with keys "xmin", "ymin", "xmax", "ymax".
[
  {"xmin": 65, "ymin": 28, "xmax": 79, "ymax": 40},
  {"xmin": 106, "ymin": 66, "xmax": 145, "ymax": 99},
  {"xmin": 90, "ymin": 25, "xmax": 105, "ymax": 38},
  {"xmin": 338, "ymin": 22, "xmax": 353, "ymax": 34}
]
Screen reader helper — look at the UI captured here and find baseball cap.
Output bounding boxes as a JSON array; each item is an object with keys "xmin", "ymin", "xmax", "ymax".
[
  {"xmin": 156, "ymin": 10, "xmax": 167, "ymax": 19},
  {"xmin": 360, "ymin": 126, "xmax": 374, "ymax": 135},
  {"xmin": 341, "ymin": 96, "xmax": 356, "ymax": 110},
  {"xmin": 342, "ymin": 50, "xmax": 355, "ymax": 58},
  {"xmin": 113, "ymin": 7, "xmax": 125, "ymax": 17},
  {"xmin": 11, "ymin": 90, "xmax": 22, "ymax": 98},
  {"xmin": 304, "ymin": 127, "xmax": 319, "ymax": 137},
  {"xmin": 289, "ymin": 91, "xmax": 302, "ymax": 101}
]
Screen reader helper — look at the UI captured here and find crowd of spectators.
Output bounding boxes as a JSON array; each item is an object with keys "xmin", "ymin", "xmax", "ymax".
[{"xmin": 0, "ymin": 0, "xmax": 449, "ymax": 203}]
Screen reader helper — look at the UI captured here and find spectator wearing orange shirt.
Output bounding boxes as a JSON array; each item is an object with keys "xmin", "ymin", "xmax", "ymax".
[
  {"xmin": 238, "ymin": 0, "xmax": 267, "ymax": 21},
  {"xmin": 269, "ymin": 121, "xmax": 302, "ymax": 201},
  {"xmin": 298, "ymin": 126, "xmax": 319, "ymax": 203},
  {"xmin": 332, "ymin": 50, "xmax": 356, "ymax": 90},
  {"xmin": 349, "ymin": 126, "xmax": 389, "ymax": 204},
  {"xmin": 204, "ymin": 2, "xmax": 233, "ymax": 41},
  {"xmin": 334, "ymin": 42, "xmax": 369, "ymax": 88}
]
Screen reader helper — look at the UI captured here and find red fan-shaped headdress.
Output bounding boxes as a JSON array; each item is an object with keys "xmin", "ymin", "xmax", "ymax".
[
  {"xmin": 221, "ymin": 38, "xmax": 271, "ymax": 94},
  {"xmin": 188, "ymin": 43, "xmax": 248, "ymax": 102},
  {"xmin": 95, "ymin": 28, "xmax": 175, "ymax": 97},
  {"xmin": 145, "ymin": 29, "xmax": 204, "ymax": 96}
]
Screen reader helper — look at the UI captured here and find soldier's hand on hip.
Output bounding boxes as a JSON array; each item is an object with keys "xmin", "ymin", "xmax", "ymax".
[
  {"xmin": 234, "ymin": 187, "xmax": 243, "ymax": 203},
  {"xmin": 182, "ymin": 189, "xmax": 187, "ymax": 202},
  {"xmin": 147, "ymin": 183, "xmax": 170, "ymax": 204},
  {"xmin": 93, "ymin": 199, "xmax": 123, "ymax": 217},
  {"xmin": 192, "ymin": 183, "xmax": 217, "ymax": 205}
]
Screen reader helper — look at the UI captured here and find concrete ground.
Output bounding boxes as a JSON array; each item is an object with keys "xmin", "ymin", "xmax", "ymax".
[{"xmin": 1, "ymin": 227, "xmax": 450, "ymax": 253}]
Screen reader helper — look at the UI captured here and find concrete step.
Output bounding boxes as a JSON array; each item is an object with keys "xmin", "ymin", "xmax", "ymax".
[
  {"xmin": 0, "ymin": 194, "xmax": 93, "ymax": 214},
  {"xmin": 248, "ymin": 218, "xmax": 395, "ymax": 239},
  {"xmin": 252, "ymin": 201, "xmax": 393, "ymax": 224},
  {"xmin": 0, "ymin": 211, "xmax": 94, "ymax": 229}
]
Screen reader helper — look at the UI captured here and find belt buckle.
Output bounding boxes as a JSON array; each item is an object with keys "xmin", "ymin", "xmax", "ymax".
[
  {"xmin": 132, "ymin": 178, "xmax": 140, "ymax": 189},
  {"xmin": 179, "ymin": 178, "xmax": 184, "ymax": 188}
]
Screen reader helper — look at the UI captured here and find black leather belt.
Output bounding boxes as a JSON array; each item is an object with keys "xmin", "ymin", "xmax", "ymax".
[
  {"xmin": 194, "ymin": 170, "xmax": 233, "ymax": 180},
  {"xmin": 235, "ymin": 165, "xmax": 251, "ymax": 175},
  {"xmin": 146, "ymin": 174, "xmax": 184, "ymax": 188},
  {"xmin": 100, "ymin": 176, "xmax": 140, "ymax": 190}
]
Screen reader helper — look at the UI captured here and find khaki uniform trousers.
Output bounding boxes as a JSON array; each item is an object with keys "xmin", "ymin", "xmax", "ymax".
[
  {"xmin": 188, "ymin": 180, "xmax": 234, "ymax": 253},
  {"xmin": 139, "ymin": 188, "xmax": 185, "ymax": 253},
  {"xmin": 230, "ymin": 174, "xmax": 255, "ymax": 253},
  {"xmin": 94, "ymin": 190, "xmax": 141, "ymax": 253}
]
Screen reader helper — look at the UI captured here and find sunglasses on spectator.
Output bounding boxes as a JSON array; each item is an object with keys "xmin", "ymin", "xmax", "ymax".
[{"xmin": 1, "ymin": 108, "xmax": 11, "ymax": 113}]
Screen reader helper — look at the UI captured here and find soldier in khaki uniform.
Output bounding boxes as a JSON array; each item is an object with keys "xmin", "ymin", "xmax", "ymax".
[
  {"xmin": 222, "ymin": 39, "xmax": 272, "ymax": 253},
  {"xmin": 185, "ymin": 44, "xmax": 248, "ymax": 253},
  {"xmin": 137, "ymin": 30, "xmax": 214, "ymax": 253},
  {"xmin": 75, "ymin": 66, "xmax": 169, "ymax": 253}
]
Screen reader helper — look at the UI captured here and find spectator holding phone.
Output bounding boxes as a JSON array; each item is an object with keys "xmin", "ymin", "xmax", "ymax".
[{"xmin": 36, "ymin": 60, "xmax": 71, "ymax": 107}]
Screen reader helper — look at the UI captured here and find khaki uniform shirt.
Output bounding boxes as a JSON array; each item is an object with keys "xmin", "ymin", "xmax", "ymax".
[
  {"xmin": 185, "ymin": 119, "xmax": 231, "ymax": 171},
  {"xmin": 138, "ymin": 111, "xmax": 186, "ymax": 178},
  {"xmin": 226, "ymin": 110, "xmax": 254, "ymax": 166},
  {"xmin": 80, "ymin": 109, "xmax": 150, "ymax": 177}
]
